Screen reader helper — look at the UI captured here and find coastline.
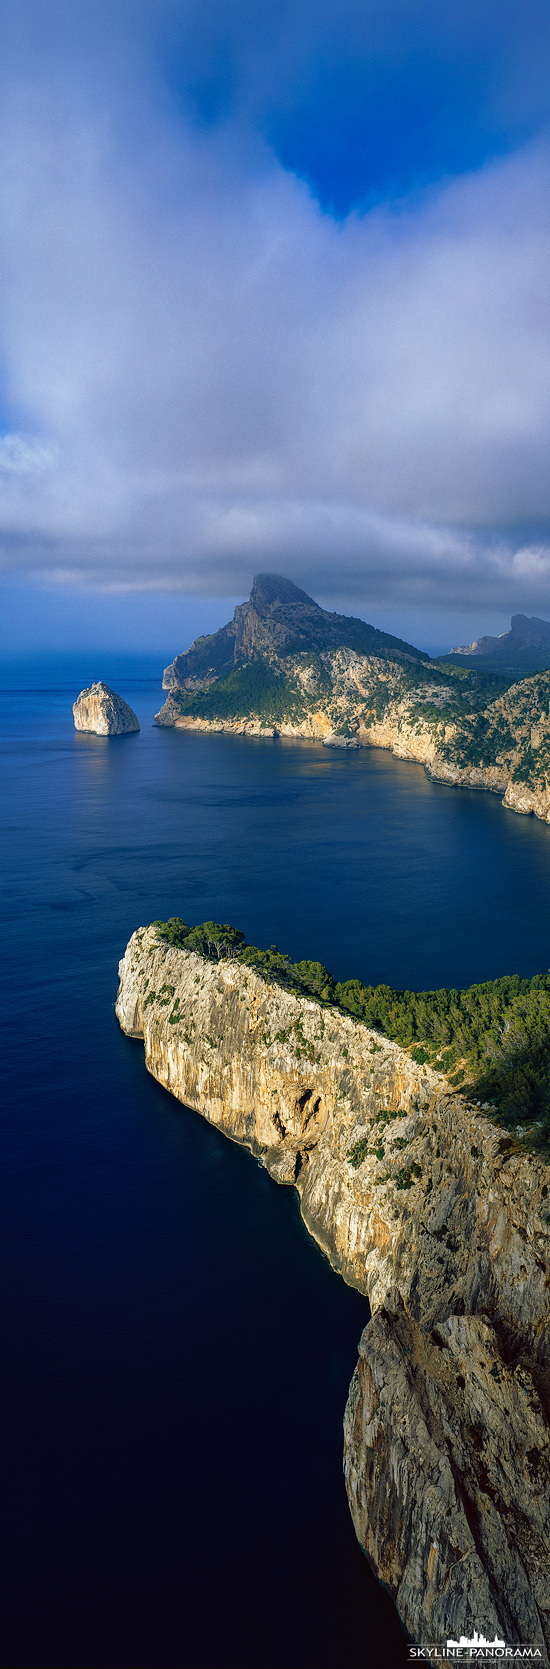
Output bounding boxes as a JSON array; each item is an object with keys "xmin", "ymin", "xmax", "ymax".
[{"xmin": 154, "ymin": 700, "xmax": 550, "ymax": 827}]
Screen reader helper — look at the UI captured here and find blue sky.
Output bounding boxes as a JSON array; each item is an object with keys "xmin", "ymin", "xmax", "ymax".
[{"xmin": 1, "ymin": 0, "xmax": 550, "ymax": 655}]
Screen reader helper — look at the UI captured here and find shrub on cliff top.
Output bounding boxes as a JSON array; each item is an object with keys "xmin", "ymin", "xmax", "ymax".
[
  {"xmin": 184, "ymin": 922, "xmax": 246, "ymax": 959},
  {"xmin": 152, "ymin": 917, "xmax": 189, "ymax": 945},
  {"xmin": 152, "ymin": 917, "xmax": 550, "ymax": 1155}
]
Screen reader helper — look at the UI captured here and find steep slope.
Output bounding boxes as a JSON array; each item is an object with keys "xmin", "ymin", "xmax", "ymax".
[
  {"xmin": 443, "ymin": 614, "xmax": 550, "ymax": 676},
  {"xmin": 156, "ymin": 577, "xmax": 550, "ymax": 825},
  {"xmin": 431, "ymin": 670, "xmax": 550, "ymax": 820},
  {"xmin": 161, "ymin": 572, "xmax": 430, "ymax": 696},
  {"xmin": 116, "ymin": 924, "xmax": 550, "ymax": 1657}
]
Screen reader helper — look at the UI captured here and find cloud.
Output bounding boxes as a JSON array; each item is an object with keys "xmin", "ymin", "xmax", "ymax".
[{"xmin": 0, "ymin": 33, "xmax": 549, "ymax": 621}]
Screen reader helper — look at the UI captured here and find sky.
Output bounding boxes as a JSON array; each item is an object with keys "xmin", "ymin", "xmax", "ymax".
[{"xmin": 1, "ymin": 0, "xmax": 550, "ymax": 657}]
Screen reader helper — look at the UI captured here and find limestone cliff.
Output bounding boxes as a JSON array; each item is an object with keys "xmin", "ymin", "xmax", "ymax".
[
  {"xmin": 157, "ymin": 635, "xmax": 550, "ymax": 825},
  {"xmin": 73, "ymin": 682, "xmax": 140, "ymax": 735},
  {"xmin": 155, "ymin": 574, "xmax": 550, "ymax": 828},
  {"xmin": 117, "ymin": 927, "xmax": 550, "ymax": 1656},
  {"xmin": 161, "ymin": 572, "xmax": 428, "ymax": 695}
]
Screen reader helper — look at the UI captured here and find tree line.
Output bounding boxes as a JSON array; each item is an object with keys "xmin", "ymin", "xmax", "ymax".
[{"xmin": 153, "ymin": 917, "xmax": 550, "ymax": 1154}]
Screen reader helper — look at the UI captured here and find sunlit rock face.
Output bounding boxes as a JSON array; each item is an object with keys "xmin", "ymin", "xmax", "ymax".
[
  {"xmin": 73, "ymin": 682, "xmax": 140, "ymax": 735},
  {"xmin": 154, "ymin": 574, "xmax": 550, "ymax": 830},
  {"xmin": 116, "ymin": 927, "xmax": 550, "ymax": 1657}
]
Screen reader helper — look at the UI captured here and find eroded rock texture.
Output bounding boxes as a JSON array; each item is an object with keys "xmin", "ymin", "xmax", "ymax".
[
  {"xmin": 73, "ymin": 682, "xmax": 140, "ymax": 735},
  {"xmin": 345, "ymin": 1305, "xmax": 550, "ymax": 1653},
  {"xmin": 116, "ymin": 928, "xmax": 550, "ymax": 1656}
]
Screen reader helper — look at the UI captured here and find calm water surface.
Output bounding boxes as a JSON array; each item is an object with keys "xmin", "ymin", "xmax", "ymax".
[{"xmin": 3, "ymin": 658, "xmax": 550, "ymax": 1669}]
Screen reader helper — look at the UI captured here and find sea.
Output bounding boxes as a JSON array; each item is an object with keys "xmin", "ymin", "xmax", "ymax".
[{"xmin": 3, "ymin": 656, "xmax": 550, "ymax": 1669}]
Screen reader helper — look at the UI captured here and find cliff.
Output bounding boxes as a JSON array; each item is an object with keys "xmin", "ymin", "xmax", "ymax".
[
  {"xmin": 73, "ymin": 682, "xmax": 140, "ymax": 735},
  {"xmin": 116, "ymin": 926, "xmax": 550, "ymax": 1656},
  {"xmin": 155, "ymin": 575, "xmax": 550, "ymax": 827},
  {"xmin": 445, "ymin": 614, "xmax": 550, "ymax": 676},
  {"xmin": 161, "ymin": 573, "xmax": 429, "ymax": 695}
]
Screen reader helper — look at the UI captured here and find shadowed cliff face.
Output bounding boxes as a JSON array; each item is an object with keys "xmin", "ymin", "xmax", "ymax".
[
  {"xmin": 447, "ymin": 615, "xmax": 550, "ymax": 675},
  {"xmin": 161, "ymin": 573, "xmax": 429, "ymax": 693},
  {"xmin": 345, "ymin": 1306, "xmax": 550, "ymax": 1653},
  {"xmin": 116, "ymin": 928, "xmax": 550, "ymax": 1657}
]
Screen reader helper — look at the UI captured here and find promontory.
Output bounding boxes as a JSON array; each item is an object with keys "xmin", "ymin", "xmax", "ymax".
[
  {"xmin": 117, "ymin": 918, "xmax": 550, "ymax": 1659},
  {"xmin": 73, "ymin": 682, "xmax": 140, "ymax": 735},
  {"xmin": 155, "ymin": 574, "xmax": 550, "ymax": 824}
]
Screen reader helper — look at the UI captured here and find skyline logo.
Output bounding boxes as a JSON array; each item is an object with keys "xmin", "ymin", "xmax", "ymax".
[{"xmin": 408, "ymin": 1638, "xmax": 544, "ymax": 1662}]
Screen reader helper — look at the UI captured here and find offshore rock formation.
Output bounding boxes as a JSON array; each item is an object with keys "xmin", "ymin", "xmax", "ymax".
[
  {"xmin": 117, "ymin": 927, "xmax": 550, "ymax": 1657},
  {"xmin": 155, "ymin": 575, "xmax": 550, "ymax": 827},
  {"xmin": 73, "ymin": 682, "xmax": 140, "ymax": 736}
]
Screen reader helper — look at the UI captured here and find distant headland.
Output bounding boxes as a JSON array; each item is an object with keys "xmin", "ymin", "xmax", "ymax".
[{"xmin": 154, "ymin": 574, "xmax": 550, "ymax": 825}]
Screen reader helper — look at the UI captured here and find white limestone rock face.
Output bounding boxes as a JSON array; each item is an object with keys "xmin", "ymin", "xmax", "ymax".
[
  {"xmin": 73, "ymin": 682, "xmax": 140, "ymax": 735},
  {"xmin": 116, "ymin": 927, "xmax": 550, "ymax": 1659}
]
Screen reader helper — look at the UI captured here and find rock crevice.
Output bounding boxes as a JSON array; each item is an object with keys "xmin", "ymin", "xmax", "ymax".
[{"xmin": 116, "ymin": 928, "xmax": 550, "ymax": 1656}]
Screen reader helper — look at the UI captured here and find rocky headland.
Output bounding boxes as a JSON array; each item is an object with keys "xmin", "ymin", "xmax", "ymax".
[
  {"xmin": 116, "ymin": 925, "xmax": 550, "ymax": 1658},
  {"xmin": 73, "ymin": 682, "xmax": 140, "ymax": 735},
  {"xmin": 155, "ymin": 576, "xmax": 550, "ymax": 826},
  {"xmin": 446, "ymin": 613, "xmax": 550, "ymax": 677}
]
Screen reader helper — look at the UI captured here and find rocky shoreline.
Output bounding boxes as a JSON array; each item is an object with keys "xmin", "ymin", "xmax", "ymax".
[
  {"xmin": 155, "ymin": 692, "xmax": 550, "ymax": 827},
  {"xmin": 116, "ymin": 926, "xmax": 550, "ymax": 1658},
  {"xmin": 154, "ymin": 576, "xmax": 550, "ymax": 830}
]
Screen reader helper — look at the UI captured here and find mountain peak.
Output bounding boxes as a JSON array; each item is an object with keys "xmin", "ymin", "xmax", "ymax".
[
  {"xmin": 162, "ymin": 574, "xmax": 430, "ymax": 692},
  {"xmin": 510, "ymin": 615, "xmax": 550, "ymax": 648},
  {"xmin": 445, "ymin": 613, "xmax": 550, "ymax": 668},
  {"xmin": 249, "ymin": 573, "xmax": 318, "ymax": 612}
]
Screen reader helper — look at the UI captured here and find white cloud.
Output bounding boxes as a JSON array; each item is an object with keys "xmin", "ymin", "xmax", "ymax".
[
  {"xmin": 0, "ymin": 433, "xmax": 54, "ymax": 473},
  {"xmin": 0, "ymin": 54, "xmax": 549, "ymax": 618}
]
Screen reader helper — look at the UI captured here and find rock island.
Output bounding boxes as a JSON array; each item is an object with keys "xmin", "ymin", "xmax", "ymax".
[{"xmin": 73, "ymin": 682, "xmax": 140, "ymax": 735}]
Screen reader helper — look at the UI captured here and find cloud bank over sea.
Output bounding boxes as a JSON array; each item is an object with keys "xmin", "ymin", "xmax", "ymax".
[{"xmin": 1, "ymin": 1, "xmax": 550, "ymax": 643}]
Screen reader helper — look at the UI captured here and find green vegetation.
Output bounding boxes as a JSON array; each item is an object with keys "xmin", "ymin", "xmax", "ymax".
[
  {"xmin": 169, "ymin": 635, "xmax": 514, "ymax": 737},
  {"xmin": 440, "ymin": 710, "xmax": 516, "ymax": 770},
  {"xmin": 435, "ymin": 667, "xmax": 513, "ymax": 704},
  {"xmin": 395, "ymin": 1161, "xmax": 422, "ymax": 1189},
  {"xmin": 174, "ymin": 660, "xmax": 308, "ymax": 724},
  {"xmin": 348, "ymin": 1137, "xmax": 370, "ymax": 1169},
  {"xmin": 153, "ymin": 918, "xmax": 550, "ymax": 1156}
]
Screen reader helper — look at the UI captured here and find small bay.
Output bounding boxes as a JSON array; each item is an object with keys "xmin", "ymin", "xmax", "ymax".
[{"xmin": 3, "ymin": 657, "xmax": 550, "ymax": 1668}]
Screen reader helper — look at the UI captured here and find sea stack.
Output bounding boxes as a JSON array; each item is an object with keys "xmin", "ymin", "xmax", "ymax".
[{"xmin": 73, "ymin": 682, "xmax": 140, "ymax": 735}]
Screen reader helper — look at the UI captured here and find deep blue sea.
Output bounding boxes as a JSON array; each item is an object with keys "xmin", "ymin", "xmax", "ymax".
[{"xmin": 3, "ymin": 657, "xmax": 550, "ymax": 1669}]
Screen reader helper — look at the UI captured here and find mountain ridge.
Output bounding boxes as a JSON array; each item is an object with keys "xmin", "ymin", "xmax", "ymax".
[
  {"xmin": 442, "ymin": 613, "xmax": 550, "ymax": 676},
  {"xmin": 156, "ymin": 574, "xmax": 550, "ymax": 828},
  {"xmin": 162, "ymin": 573, "xmax": 431, "ymax": 693}
]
